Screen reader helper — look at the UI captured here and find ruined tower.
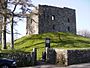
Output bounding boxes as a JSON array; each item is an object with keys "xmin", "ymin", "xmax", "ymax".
[{"xmin": 26, "ymin": 5, "xmax": 76, "ymax": 35}]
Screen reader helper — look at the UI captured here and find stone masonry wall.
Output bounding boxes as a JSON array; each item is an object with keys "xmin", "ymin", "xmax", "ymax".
[
  {"xmin": 67, "ymin": 49, "xmax": 90, "ymax": 65},
  {"xmin": 0, "ymin": 48, "xmax": 37, "ymax": 67},
  {"xmin": 0, "ymin": 53, "xmax": 32, "ymax": 66},
  {"xmin": 46, "ymin": 48, "xmax": 67, "ymax": 65},
  {"xmin": 46, "ymin": 48, "xmax": 90, "ymax": 65},
  {"xmin": 39, "ymin": 5, "xmax": 76, "ymax": 34},
  {"xmin": 26, "ymin": 5, "xmax": 76, "ymax": 35}
]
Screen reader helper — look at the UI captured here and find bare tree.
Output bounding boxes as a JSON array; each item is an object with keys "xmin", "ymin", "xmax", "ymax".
[
  {"xmin": 0, "ymin": 0, "xmax": 36, "ymax": 49},
  {"xmin": 8, "ymin": 0, "xmax": 36, "ymax": 49},
  {"xmin": 77, "ymin": 30, "xmax": 90, "ymax": 38},
  {"xmin": 0, "ymin": 0, "xmax": 8, "ymax": 49}
]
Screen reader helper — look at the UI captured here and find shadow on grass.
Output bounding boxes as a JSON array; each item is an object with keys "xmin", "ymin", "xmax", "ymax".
[
  {"xmin": 15, "ymin": 32, "xmax": 90, "ymax": 49},
  {"xmin": 76, "ymin": 40, "xmax": 90, "ymax": 44},
  {"xmin": 22, "ymin": 42, "xmax": 45, "ymax": 49},
  {"xmin": 15, "ymin": 38, "xmax": 90, "ymax": 49},
  {"xmin": 51, "ymin": 39, "xmax": 90, "ymax": 48},
  {"xmin": 15, "ymin": 37, "xmax": 45, "ymax": 46}
]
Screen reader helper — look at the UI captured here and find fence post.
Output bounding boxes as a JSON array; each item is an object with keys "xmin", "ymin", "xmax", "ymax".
[
  {"xmin": 32, "ymin": 48, "xmax": 37, "ymax": 65},
  {"xmin": 46, "ymin": 47, "xmax": 49, "ymax": 62}
]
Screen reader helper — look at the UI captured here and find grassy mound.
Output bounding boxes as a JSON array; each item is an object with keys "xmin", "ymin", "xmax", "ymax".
[
  {"xmin": 14, "ymin": 32, "xmax": 90, "ymax": 51},
  {"xmin": 1, "ymin": 32, "xmax": 90, "ymax": 59}
]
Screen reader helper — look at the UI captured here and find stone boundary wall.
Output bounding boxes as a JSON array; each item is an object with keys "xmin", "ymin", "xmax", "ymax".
[
  {"xmin": 46, "ymin": 48, "xmax": 56, "ymax": 64},
  {"xmin": 0, "ymin": 53, "xmax": 32, "ymax": 66},
  {"xmin": 67, "ymin": 49, "xmax": 90, "ymax": 65},
  {"xmin": 46, "ymin": 48, "xmax": 90, "ymax": 65},
  {"xmin": 0, "ymin": 48, "xmax": 37, "ymax": 67},
  {"xmin": 46, "ymin": 48, "xmax": 68, "ymax": 65}
]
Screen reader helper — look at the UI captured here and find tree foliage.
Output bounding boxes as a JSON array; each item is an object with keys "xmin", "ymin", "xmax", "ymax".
[{"xmin": 0, "ymin": 0, "xmax": 36, "ymax": 49}]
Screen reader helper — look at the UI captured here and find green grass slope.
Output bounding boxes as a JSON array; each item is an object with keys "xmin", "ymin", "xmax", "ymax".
[
  {"xmin": 14, "ymin": 32, "xmax": 90, "ymax": 51},
  {"xmin": 1, "ymin": 32, "xmax": 90, "ymax": 59}
]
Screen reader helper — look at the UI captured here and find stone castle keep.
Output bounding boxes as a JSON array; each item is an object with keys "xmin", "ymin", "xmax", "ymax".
[{"xmin": 26, "ymin": 5, "xmax": 76, "ymax": 34}]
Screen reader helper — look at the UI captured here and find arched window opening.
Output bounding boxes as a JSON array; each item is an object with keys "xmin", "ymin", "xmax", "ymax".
[
  {"xmin": 67, "ymin": 26, "xmax": 70, "ymax": 32},
  {"xmin": 68, "ymin": 18, "xmax": 70, "ymax": 22},
  {"xmin": 53, "ymin": 25, "xmax": 55, "ymax": 30},
  {"xmin": 52, "ymin": 15, "xmax": 55, "ymax": 20}
]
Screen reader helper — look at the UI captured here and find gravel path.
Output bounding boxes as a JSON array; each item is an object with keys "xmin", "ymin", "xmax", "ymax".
[{"xmin": 19, "ymin": 63, "xmax": 90, "ymax": 68}]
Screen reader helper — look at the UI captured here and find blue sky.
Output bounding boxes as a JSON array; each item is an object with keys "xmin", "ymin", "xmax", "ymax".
[
  {"xmin": 7, "ymin": 0, "xmax": 90, "ymax": 42},
  {"xmin": 32, "ymin": 0, "xmax": 90, "ymax": 31}
]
